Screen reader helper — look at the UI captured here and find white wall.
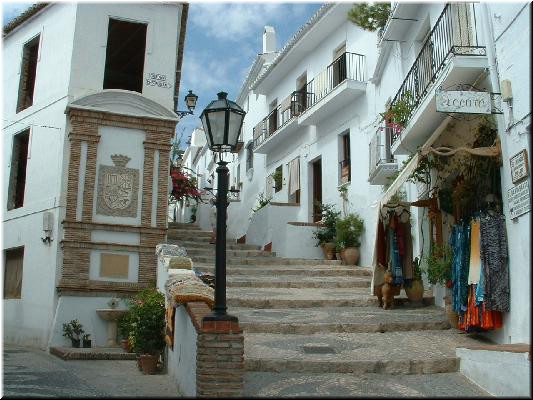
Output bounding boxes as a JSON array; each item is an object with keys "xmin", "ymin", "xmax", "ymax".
[
  {"xmin": 70, "ymin": 3, "xmax": 183, "ymax": 110},
  {"xmin": 167, "ymin": 305, "xmax": 198, "ymax": 397}
]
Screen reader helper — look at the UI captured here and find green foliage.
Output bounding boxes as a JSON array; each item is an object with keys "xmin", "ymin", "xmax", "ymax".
[
  {"xmin": 381, "ymin": 92, "xmax": 415, "ymax": 127},
  {"xmin": 252, "ymin": 192, "xmax": 272, "ymax": 213},
  {"xmin": 128, "ymin": 287, "xmax": 166, "ymax": 355},
  {"xmin": 312, "ymin": 203, "xmax": 341, "ymax": 246},
  {"xmin": 338, "ymin": 185, "xmax": 348, "ymax": 202},
  {"xmin": 412, "ymin": 257, "xmax": 422, "ymax": 281},
  {"xmin": 335, "ymin": 212, "xmax": 365, "ymax": 250},
  {"xmin": 423, "ymin": 244, "xmax": 453, "ymax": 285},
  {"xmin": 62, "ymin": 319, "xmax": 84, "ymax": 340},
  {"xmin": 348, "ymin": 3, "xmax": 391, "ymax": 32}
]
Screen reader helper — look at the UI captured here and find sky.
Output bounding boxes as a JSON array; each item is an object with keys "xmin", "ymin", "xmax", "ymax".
[{"xmin": 2, "ymin": 1, "xmax": 324, "ymax": 148}]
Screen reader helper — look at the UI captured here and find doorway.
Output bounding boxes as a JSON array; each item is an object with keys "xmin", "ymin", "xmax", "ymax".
[{"xmin": 312, "ymin": 158, "xmax": 322, "ymax": 222}]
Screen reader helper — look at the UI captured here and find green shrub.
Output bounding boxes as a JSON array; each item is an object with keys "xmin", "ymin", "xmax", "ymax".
[
  {"xmin": 312, "ymin": 203, "xmax": 341, "ymax": 246},
  {"xmin": 128, "ymin": 287, "xmax": 166, "ymax": 355},
  {"xmin": 335, "ymin": 213, "xmax": 365, "ymax": 250}
]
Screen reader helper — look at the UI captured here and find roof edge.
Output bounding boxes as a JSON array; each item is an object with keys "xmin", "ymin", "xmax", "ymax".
[{"xmin": 3, "ymin": 3, "xmax": 51, "ymax": 36}]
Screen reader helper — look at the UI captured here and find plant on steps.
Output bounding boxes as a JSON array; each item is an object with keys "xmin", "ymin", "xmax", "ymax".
[
  {"xmin": 62, "ymin": 319, "xmax": 85, "ymax": 348},
  {"xmin": 312, "ymin": 203, "xmax": 341, "ymax": 260},
  {"xmin": 423, "ymin": 244, "xmax": 453, "ymax": 286},
  {"xmin": 335, "ymin": 212, "xmax": 365, "ymax": 265}
]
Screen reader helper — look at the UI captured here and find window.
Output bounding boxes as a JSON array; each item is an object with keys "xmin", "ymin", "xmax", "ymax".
[
  {"xmin": 7, "ymin": 130, "xmax": 30, "ymax": 210},
  {"xmin": 103, "ymin": 18, "xmax": 147, "ymax": 92},
  {"xmin": 4, "ymin": 247, "xmax": 24, "ymax": 299},
  {"xmin": 16, "ymin": 35, "xmax": 40, "ymax": 112},
  {"xmin": 274, "ymin": 165, "xmax": 283, "ymax": 193},
  {"xmin": 246, "ymin": 142, "xmax": 253, "ymax": 171},
  {"xmin": 340, "ymin": 132, "xmax": 351, "ymax": 184}
]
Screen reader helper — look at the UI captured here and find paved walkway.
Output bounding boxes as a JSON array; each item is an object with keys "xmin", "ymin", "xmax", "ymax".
[{"xmin": 2, "ymin": 345, "xmax": 181, "ymax": 398}]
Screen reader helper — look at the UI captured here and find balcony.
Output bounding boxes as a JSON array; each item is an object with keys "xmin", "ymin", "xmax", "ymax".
[
  {"xmin": 298, "ymin": 52, "xmax": 367, "ymax": 126},
  {"xmin": 377, "ymin": 2, "xmax": 420, "ymax": 48},
  {"xmin": 253, "ymin": 90, "xmax": 310, "ymax": 154},
  {"xmin": 388, "ymin": 3, "xmax": 488, "ymax": 155},
  {"xmin": 368, "ymin": 125, "xmax": 398, "ymax": 185}
]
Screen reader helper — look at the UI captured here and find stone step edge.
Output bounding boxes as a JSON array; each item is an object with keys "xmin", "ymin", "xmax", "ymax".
[
  {"xmin": 49, "ymin": 347, "xmax": 136, "ymax": 361},
  {"xmin": 239, "ymin": 320, "xmax": 451, "ymax": 334},
  {"xmin": 227, "ymin": 297, "xmax": 435, "ymax": 309},
  {"xmin": 244, "ymin": 357, "xmax": 459, "ymax": 375}
]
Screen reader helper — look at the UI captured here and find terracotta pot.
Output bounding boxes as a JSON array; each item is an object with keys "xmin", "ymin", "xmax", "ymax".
[
  {"xmin": 405, "ymin": 280, "xmax": 424, "ymax": 302},
  {"xmin": 121, "ymin": 339, "xmax": 129, "ymax": 352},
  {"xmin": 320, "ymin": 242, "xmax": 336, "ymax": 260},
  {"xmin": 140, "ymin": 354, "xmax": 159, "ymax": 375},
  {"xmin": 340, "ymin": 247, "xmax": 359, "ymax": 265}
]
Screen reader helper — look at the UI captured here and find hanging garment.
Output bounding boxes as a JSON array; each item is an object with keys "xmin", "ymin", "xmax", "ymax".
[
  {"xmin": 480, "ymin": 213, "xmax": 510, "ymax": 312},
  {"xmin": 451, "ymin": 222, "xmax": 470, "ymax": 314},
  {"xmin": 376, "ymin": 219, "xmax": 387, "ymax": 268},
  {"xmin": 475, "ymin": 257, "xmax": 485, "ymax": 305},
  {"xmin": 468, "ymin": 218, "xmax": 482, "ymax": 284},
  {"xmin": 402, "ymin": 220, "xmax": 414, "ymax": 287},
  {"xmin": 388, "ymin": 219, "xmax": 403, "ymax": 285}
]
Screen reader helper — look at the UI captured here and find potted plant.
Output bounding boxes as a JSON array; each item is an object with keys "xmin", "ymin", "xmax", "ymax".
[
  {"xmin": 62, "ymin": 319, "xmax": 85, "ymax": 348},
  {"xmin": 312, "ymin": 203, "xmax": 340, "ymax": 260},
  {"xmin": 129, "ymin": 287, "xmax": 166, "ymax": 374},
  {"xmin": 380, "ymin": 91, "xmax": 414, "ymax": 133},
  {"xmin": 118, "ymin": 311, "xmax": 133, "ymax": 352},
  {"xmin": 405, "ymin": 257, "xmax": 424, "ymax": 302},
  {"xmin": 82, "ymin": 334, "xmax": 92, "ymax": 348},
  {"xmin": 335, "ymin": 212, "xmax": 365, "ymax": 265}
]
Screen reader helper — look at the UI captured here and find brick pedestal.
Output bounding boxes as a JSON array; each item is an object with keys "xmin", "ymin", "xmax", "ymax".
[{"xmin": 186, "ymin": 303, "xmax": 244, "ymax": 397}]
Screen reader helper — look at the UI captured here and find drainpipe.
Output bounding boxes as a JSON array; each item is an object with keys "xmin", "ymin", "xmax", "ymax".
[{"xmin": 174, "ymin": 3, "xmax": 189, "ymax": 113}]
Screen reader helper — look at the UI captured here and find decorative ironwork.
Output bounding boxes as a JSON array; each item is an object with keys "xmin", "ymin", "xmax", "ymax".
[{"xmin": 389, "ymin": 3, "xmax": 487, "ymax": 146}]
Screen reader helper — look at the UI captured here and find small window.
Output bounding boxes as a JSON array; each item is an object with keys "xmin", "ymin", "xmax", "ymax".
[
  {"xmin": 246, "ymin": 142, "xmax": 253, "ymax": 171},
  {"xmin": 274, "ymin": 165, "xmax": 283, "ymax": 193},
  {"xmin": 7, "ymin": 130, "xmax": 30, "ymax": 210},
  {"xmin": 17, "ymin": 35, "xmax": 40, "ymax": 113},
  {"xmin": 4, "ymin": 247, "xmax": 24, "ymax": 299},
  {"xmin": 103, "ymin": 18, "xmax": 147, "ymax": 92},
  {"xmin": 340, "ymin": 132, "xmax": 351, "ymax": 184}
]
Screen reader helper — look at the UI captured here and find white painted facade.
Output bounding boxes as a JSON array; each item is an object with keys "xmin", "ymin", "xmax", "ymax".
[
  {"xmin": 3, "ymin": 3, "xmax": 185, "ymax": 349},
  {"xmin": 185, "ymin": 2, "xmax": 530, "ymax": 347}
]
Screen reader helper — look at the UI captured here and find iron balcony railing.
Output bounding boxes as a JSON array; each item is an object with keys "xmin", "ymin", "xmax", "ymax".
[
  {"xmin": 389, "ymin": 2, "xmax": 486, "ymax": 146},
  {"xmin": 369, "ymin": 124, "xmax": 396, "ymax": 179},
  {"xmin": 306, "ymin": 52, "xmax": 366, "ymax": 109},
  {"xmin": 253, "ymin": 90, "xmax": 311, "ymax": 148}
]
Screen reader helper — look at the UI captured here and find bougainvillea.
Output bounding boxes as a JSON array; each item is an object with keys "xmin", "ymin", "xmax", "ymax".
[{"xmin": 169, "ymin": 167, "xmax": 203, "ymax": 203}]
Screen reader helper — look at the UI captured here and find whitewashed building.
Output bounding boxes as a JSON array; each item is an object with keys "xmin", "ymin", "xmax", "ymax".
[
  {"xmin": 3, "ymin": 2, "xmax": 188, "ymax": 349},
  {"xmin": 186, "ymin": 1, "xmax": 530, "ymax": 349}
]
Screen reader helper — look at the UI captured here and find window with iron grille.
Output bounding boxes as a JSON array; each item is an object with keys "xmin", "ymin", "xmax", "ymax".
[
  {"xmin": 103, "ymin": 18, "xmax": 147, "ymax": 92},
  {"xmin": 7, "ymin": 129, "xmax": 30, "ymax": 210},
  {"xmin": 4, "ymin": 247, "xmax": 24, "ymax": 299},
  {"xmin": 340, "ymin": 132, "xmax": 351, "ymax": 184},
  {"xmin": 16, "ymin": 35, "xmax": 40, "ymax": 113}
]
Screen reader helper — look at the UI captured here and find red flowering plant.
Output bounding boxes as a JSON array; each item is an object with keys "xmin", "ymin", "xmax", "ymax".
[{"xmin": 169, "ymin": 166, "xmax": 203, "ymax": 203}]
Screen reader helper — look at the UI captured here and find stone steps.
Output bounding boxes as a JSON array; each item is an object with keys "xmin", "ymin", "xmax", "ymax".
[
  {"xmin": 185, "ymin": 248, "xmax": 277, "ymax": 258},
  {"xmin": 227, "ymin": 275, "xmax": 371, "ymax": 289},
  {"xmin": 243, "ymin": 330, "xmax": 483, "ymax": 374},
  {"xmin": 194, "ymin": 264, "xmax": 373, "ymax": 277},
  {"xmin": 233, "ymin": 305, "xmax": 450, "ymax": 334},
  {"xmin": 171, "ymin": 240, "xmax": 261, "ymax": 251}
]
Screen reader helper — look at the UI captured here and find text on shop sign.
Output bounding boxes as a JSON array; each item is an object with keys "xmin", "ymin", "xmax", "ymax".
[
  {"xmin": 436, "ymin": 90, "xmax": 491, "ymax": 114},
  {"xmin": 507, "ymin": 180, "xmax": 530, "ymax": 219}
]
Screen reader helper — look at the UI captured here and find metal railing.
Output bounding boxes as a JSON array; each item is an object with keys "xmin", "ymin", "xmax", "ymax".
[
  {"xmin": 389, "ymin": 2, "xmax": 486, "ymax": 145},
  {"xmin": 306, "ymin": 52, "xmax": 366, "ymax": 109},
  {"xmin": 369, "ymin": 124, "xmax": 396, "ymax": 179},
  {"xmin": 253, "ymin": 90, "xmax": 311, "ymax": 148}
]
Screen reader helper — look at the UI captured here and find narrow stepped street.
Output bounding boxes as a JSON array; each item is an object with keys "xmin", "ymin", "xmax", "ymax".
[{"xmin": 167, "ymin": 223, "xmax": 490, "ymax": 397}]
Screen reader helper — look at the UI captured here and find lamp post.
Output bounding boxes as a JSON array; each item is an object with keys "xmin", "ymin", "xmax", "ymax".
[
  {"xmin": 200, "ymin": 92, "xmax": 246, "ymax": 321},
  {"xmin": 176, "ymin": 90, "xmax": 198, "ymax": 118}
]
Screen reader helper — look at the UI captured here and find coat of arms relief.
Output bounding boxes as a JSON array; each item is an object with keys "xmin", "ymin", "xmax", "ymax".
[{"xmin": 96, "ymin": 154, "xmax": 139, "ymax": 217}]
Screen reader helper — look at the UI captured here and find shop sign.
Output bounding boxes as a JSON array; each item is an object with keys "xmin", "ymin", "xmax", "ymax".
[
  {"xmin": 436, "ymin": 90, "xmax": 491, "ymax": 114},
  {"xmin": 507, "ymin": 180, "xmax": 530, "ymax": 219},
  {"xmin": 510, "ymin": 149, "xmax": 529, "ymax": 184}
]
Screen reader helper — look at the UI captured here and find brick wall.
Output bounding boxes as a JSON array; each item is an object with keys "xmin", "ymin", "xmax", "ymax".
[
  {"xmin": 59, "ymin": 108, "xmax": 175, "ymax": 294},
  {"xmin": 185, "ymin": 303, "xmax": 244, "ymax": 397}
]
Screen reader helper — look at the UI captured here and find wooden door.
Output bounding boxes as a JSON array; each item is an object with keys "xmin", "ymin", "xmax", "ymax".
[{"xmin": 312, "ymin": 159, "xmax": 322, "ymax": 222}]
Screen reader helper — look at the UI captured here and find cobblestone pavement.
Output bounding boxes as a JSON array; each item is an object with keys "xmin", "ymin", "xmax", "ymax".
[
  {"xmin": 2, "ymin": 345, "xmax": 181, "ymax": 398},
  {"xmin": 244, "ymin": 372, "xmax": 491, "ymax": 397}
]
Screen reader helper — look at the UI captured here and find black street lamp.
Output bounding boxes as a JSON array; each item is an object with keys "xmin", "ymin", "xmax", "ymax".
[
  {"xmin": 200, "ymin": 92, "xmax": 245, "ymax": 321},
  {"xmin": 176, "ymin": 90, "xmax": 198, "ymax": 117}
]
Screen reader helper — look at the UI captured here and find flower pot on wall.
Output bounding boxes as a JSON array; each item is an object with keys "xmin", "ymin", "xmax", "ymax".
[
  {"xmin": 140, "ymin": 354, "xmax": 159, "ymax": 375},
  {"xmin": 340, "ymin": 247, "xmax": 359, "ymax": 266},
  {"xmin": 321, "ymin": 242, "xmax": 336, "ymax": 260},
  {"xmin": 405, "ymin": 280, "xmax": 424, "ymax": 303}
]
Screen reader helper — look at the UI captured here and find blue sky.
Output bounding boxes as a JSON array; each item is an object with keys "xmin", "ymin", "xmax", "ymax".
[{"xmin": 2, "ymin": 1, "xmax": 323, "ymax": 148}]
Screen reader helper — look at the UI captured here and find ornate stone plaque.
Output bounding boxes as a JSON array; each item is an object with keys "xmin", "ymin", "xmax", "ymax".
[{"xmin": 96, "ymin": 154, "xmax": 139, "ymax": 217}]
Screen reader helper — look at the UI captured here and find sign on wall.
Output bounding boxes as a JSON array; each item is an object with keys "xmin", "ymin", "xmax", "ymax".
[
  {"xmin": 510, "ymin": 149, "xmax": 529, "ymax": 184},
  {"xmin": 507, "ymin": 180, "xmax": 530, "ymax": 219},
  {"xmin": 436, "ymin": 90, "xmax": 492, "ymax": 114}
]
